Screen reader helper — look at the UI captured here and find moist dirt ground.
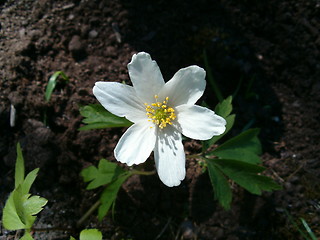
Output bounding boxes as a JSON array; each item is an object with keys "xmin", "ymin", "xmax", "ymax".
[{"xmin": 0, "ymin": 0, "xmax": 319, "ymax": 239}]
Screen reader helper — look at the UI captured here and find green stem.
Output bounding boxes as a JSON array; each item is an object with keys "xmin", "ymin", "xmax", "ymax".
[
  {"xmin": 77, "ymin": 170, "xmax": 154, "ymax": 227},
  {"xmin": 77, "ymin": 200, "xmax": 101, "ymax": 227},
  {"xmin": 186, "ymin": 153, "xmax": 202, "ymax": 159},
  {"xmin": 130, "ymin": 170, "xmax": 156, "ymax": 175}
]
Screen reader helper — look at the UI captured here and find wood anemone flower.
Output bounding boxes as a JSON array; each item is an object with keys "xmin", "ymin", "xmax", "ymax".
[{"xmin": 93, "ymin": 52, "xmax": 226, "ymax": 187}]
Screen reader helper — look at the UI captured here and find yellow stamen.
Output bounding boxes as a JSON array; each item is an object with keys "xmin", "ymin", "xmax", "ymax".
[{"xmin": 144, "ymin": 95, "xmax": 176, "ymax": 129}]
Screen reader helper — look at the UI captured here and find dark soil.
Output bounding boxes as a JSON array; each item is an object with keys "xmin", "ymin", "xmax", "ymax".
[{"xmin": 1, "ymin": 0, "xmax": 319, "ymax": 239}]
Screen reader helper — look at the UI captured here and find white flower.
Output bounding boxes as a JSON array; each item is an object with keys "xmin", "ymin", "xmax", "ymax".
[{"xmin": 93, "ymin": 52, "xmax": 226, "ymax": 187}]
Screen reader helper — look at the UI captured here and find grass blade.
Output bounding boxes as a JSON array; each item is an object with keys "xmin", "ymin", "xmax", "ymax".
[{"xmin": 45, "ymin": 71, "xmax": 69, "ymax": 102}]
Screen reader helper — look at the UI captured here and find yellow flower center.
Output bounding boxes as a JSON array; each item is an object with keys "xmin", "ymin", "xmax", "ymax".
[{"xmin": 145, "ymin": 95, "xmax": 176, "ymax": 129}]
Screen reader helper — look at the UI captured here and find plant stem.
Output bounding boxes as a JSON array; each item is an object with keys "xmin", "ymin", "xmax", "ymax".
[
  {"xmin": 130, "ymin": 170, "xmax": 156, "ymax": 175},
  {"xmin": 32, "ymin": 226, "xmax": 73, "ymax": 232},
  {"xmin": 77, "ymin": 170, "xmax": 154, "ymax": 227},
  {"xmin": 77, "ymin": 199, "xmax": 101, "ymax": 227},
  {"xmin": 186, "ymin": 153, "xmax": 202, "ymax": 159}
]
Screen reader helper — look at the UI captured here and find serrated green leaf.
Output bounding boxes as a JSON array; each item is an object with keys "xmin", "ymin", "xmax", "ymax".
[
  {"xmin": 15, "ymin": 143, "xmax": 25, "ymax": 188},
  {"xmin": 2, "ymin": 142, "xmax": 47, "ymax": 233},
  {"xmin": 206, "ymin": 159, "xmax": 232, "ymax": 210},
  {"xmin": 214, "ymin": 96, "xmax": 233, "ymax": 118},
  {"xmin": 45, "ymin": 71, "xmax": 69, "ymax": 102},
  {"xmin": 98, "ymin": 172, "xmax": 132, "ymax": 221},
  {"xmin": 80, "ymin": 159, "xmax": 125, "ymax": 190},
  {"xmin": 21, "ymin": 168, "xmax": 39, "ymax": 195},
  {"xmin": 80, "ymin": 229, "xmax": 103, "ymax": 240},
  {"xmin": 213, "ymin": 159, "xmax": 281, "ymax": 195},
  {"xmin": 79, "ymin": 104, "xmax": 132, "ymax": 130},
  {"xmin": 208, "ymin": 128, "xmax": 262, "ymax": 164},
  {"xmin": 15, "ymin": 188, "xmax": 47, "ymax": 229},
  {"xmin": 23, "ymin": 195, "xmax": 48, "ymax": 217},
  {"xmin": 3, "ymin": 187, "xmax": 47, "ymax": 230}
]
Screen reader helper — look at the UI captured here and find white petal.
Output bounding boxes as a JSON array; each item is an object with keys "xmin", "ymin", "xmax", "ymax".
[
  {"xmin": 154, "ymin": 126, "xmax": 186, "ymax": 187},
  {"xmin": 128, "ymin": 52, "xmax": 165, "ymax": 103},
  {"xmin": 93, "ymin": 82, "xmax": 146, "ymax": 123},
  {"xmin": 114, "ymin": 121, "xmax": 156, "ymax": 166},
  {"xmin": 174, "ymin": 104, "xmax": 226, "ymax": 140},
  {"xmin": 158, "ymin": 66, "xmax": 206, "ymax": 107}
]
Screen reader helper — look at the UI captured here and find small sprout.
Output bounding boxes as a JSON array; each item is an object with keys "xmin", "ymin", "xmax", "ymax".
[
  {"xmin": 2, "ymin": 143, "xmax": 47, "ymax": 239},
  {"xmin": 45, "ymin": 71, "xmax": 69, "ymax": 102}
]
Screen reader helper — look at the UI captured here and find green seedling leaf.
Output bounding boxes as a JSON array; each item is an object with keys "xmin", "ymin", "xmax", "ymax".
[
  {"xmin": 3, "ymin": 183, "xmax": 47, "ymax": 230},
  {"xmin": 98, "ymin": 172, "xmax": 132, "ymax": 221},
  {"xmin": 79, "ymin": 104, "xmax": 132, "ymax": 130},
  {"xmin": 81, "ymin": 159, "xmax": 125, "ymax": 190},
  {"xmin": 213, "ymin": 159, "xmax": 281, "ymax": 195},
  {"xmin": 23, "ymin": 195, "xmax": 48, "ymax": 217},
  {"xmin": 2, "ymin": 191, "xmax": 25, "ymax": 230},
  {"xmin": 208, "ymin": 128, "xmax": 262, "ymax": 164},
  {"xmin": 21, "ymin": 168, "xmax": 39, "ymax": 195},
  {"xmin": 15, "ymin": 143, "xmax": 25, "ymax": 188},
  {"xmin": 2, "ymin": 143, "xmax": 47, "ymax": 232},
  {"xmin": 21, "ymin": 231, "xmax": 34, "ymax": 240},
  {"xmin": 206, "ymin": 159, "xmax": 232, "ymax": 210},
  {"xmin": 45, "ymin": 71, "xmax": 69, "ymax": 102},
  {"xmin": 80, "ymin": 229, "xmax": 103, "ymax": 240}
]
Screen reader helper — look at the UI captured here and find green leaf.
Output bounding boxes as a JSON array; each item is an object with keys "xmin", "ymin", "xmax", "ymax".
[
  {"xmin": 98, "ymin": 172, "xmax": 132, "ymax": 221},
  {"xmin": 21, "ymin": 168, "xmax": 39, "ymax": 195},
  {"xmin": 2, "ymin": 192, "xmax": 26, "ymax": 230},
  {"xmin": 2, "ymin": 142, "xmax": 47, "ymax": 232},
  {"xmin": 203, "ymin": 96, "xmax": 235, "ymax": 150},
  {"xmin": 23, "ymin": 195, "xmax": 48, "ymax": 217},
  {"xmin": 80, "ymin": 159, "xmax": 125, "ymax": 190},
  {"xmin": 20, "ymin": 231, "xmax": 34, "ymax": 240},
  {"xmin": 45, "ymin": 71, "xmax": 69, "ymax": 102},
  {"xmin": 79, "ymin": 104, "xmax": 132, "ymax": 130},
  {"xmin": 3, "ymin": 187, "xmax": 47, "ymax": 230},
  {"xmin": 213, "ymin": 159, "xmax": 281, "ymax": 195},
  {"xmin": 80, "ymin": 229, "xmax": 103, "ymax": 240},
  {"xmin": 208, "ymin": 128, "xmax": 262, "ymax": 164},
  {"xmin": 15, "ymin": 189, "xmax": 47, "ymax": 229},
  {"xmin": 206, "ymin": 159, "xmax": 232, "ymax": 210},
  {"xmin": 214, "ymin": 158, "xmax": 265, "ymax": 174},
  {"xmin": 214, "ymin": 96, "xmax": 233, "ymax": 118},
  {"xmin": 15, "ymin": 143, "xmax": 25, "ymax": 188}
]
